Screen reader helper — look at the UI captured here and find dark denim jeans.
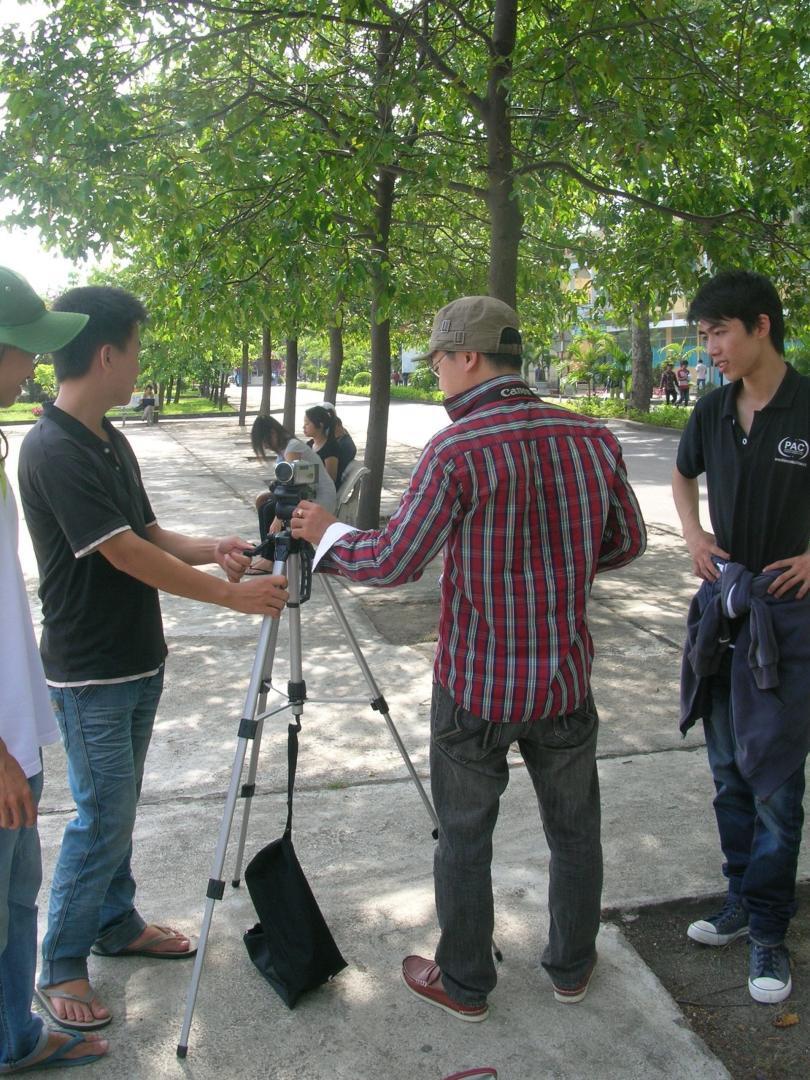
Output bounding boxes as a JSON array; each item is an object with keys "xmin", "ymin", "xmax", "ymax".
[
  {"xmin": 704, "ymin": 655, "xmax": 806, "ymax": 945},
  {"xmin": 0, "ymin": 770, "xmax": 48, "ymax": 1070},
  {"xmin": 40, "ymin": 669, "xmax": 164, "ymax": 987},
  {"xmin": 430, "ymin": 683, "xmax": 602, "ymax": 1005}
]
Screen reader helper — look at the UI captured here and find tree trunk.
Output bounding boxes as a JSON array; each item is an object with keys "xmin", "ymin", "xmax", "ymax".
[
  {"xmin": 174, "ymin": 376, "xmax": 182, "ymax": 404},
  {"xmin": 630, "ymin": 303, "xmax": 654, "ymax": 412},
  {"xmin": 484, "ymin": 0, "xmax": 521, "ymax": 308},
  {"xmin": 165, "ymin": 376, "xmax": 173, "ymax": 404},
  {"xmin": 283, "ymin": 337, "xmax": 298, "ymax": 432},
  {"xmin": 359, "ymin": 29, "xmax": 395, "ymax": 529},
  {"xmin": 259, "ymin": 324, "xmax": 272, "ymax": 416},
  {"xmin": 238, "ymin": 341, "xmax": 249, "ymax": 426},
  {"xmin": 325, "ymin": 323, "xmax": 344, "ymax": 404}
]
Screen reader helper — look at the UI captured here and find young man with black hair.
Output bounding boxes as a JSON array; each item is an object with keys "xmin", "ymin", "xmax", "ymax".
[
  {"xmin": 673, "ymin": 269, "xmax": 810, "ymax": 1004},
  {"xmin": 290, "ymin": 296, "xmax": 646, "ymax": 1020},
  {"xmin": 18, "ymin": 285, "xmax": 288, "ymax": 1030}
]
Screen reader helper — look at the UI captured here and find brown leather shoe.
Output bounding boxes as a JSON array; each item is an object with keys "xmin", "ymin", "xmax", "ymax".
[
  {"xmin": 401, "ymin": 955, "xmax": 488, "ymax": 1022},
  {"xmin": 552, "ymin": 956, "xmax": 597, "ymax": 1003}
]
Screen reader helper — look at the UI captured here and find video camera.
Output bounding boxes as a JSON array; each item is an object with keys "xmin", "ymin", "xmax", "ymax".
[{"xmin": 258, "ymin": 459, "xmax": 319, "ymax": 539}]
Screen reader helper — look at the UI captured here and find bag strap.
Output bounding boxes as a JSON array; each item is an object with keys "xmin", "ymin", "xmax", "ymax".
[{"xmin": 284, "ymin": 719, "xmax": 301, "ymax": 838}]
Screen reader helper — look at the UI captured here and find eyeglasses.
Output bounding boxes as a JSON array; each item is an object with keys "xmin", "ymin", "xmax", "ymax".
[{"xmin": 429, "ymin": 351, "xmax": 449, "ymax": 377}]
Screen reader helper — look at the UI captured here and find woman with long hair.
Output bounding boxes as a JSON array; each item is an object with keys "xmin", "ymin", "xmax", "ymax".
[
  {"xmin": 302, "ymin": 405, "xmax": 341, "ymax": 486},
  {"xmin": 251, "ymin": 414, "xmax": 337, "ymax": 511}
]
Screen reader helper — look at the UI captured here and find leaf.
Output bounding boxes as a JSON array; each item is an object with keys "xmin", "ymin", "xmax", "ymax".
[{"xmin": 772, "ymin": 1013, "xmax": 799, "ymax": 1028}]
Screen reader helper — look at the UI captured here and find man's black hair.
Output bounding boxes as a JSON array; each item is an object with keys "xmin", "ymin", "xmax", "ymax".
[
  {"xmin": 688, "ymin": 270, "xmax": 785, "ymax": 355},
  {"xmin": 51, "ymin": 286, "xmax": 147, "ymax": 380},
  {"xmin": 483, "ymin": 327, "xmax": 523, "ymax": 370}
]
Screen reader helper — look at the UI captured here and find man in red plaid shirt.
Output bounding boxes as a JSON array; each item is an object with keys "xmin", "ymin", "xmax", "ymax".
[{"xmin": 291, "ymin": 296, "xmax": 646, "ymax": 1021}]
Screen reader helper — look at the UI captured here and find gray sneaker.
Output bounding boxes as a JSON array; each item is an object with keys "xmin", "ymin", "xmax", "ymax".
[
  {"xmin": 687, "ymin": 900, "xmax": 749, "ymax": 946},
  {"xmin": 749, "ymin": 942, "xmax": 792, "ymax": 1004}
]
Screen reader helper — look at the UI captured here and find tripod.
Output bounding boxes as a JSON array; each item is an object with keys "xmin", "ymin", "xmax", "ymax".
[{"xmin": 176, "ymin": 525, "xmax": 439, "ymax": 1057}]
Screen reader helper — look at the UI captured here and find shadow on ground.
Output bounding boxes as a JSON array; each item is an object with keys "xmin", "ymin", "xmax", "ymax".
[{"xmin": 608, "ymin": 886, "xmax": 810, "ymax": 1080}]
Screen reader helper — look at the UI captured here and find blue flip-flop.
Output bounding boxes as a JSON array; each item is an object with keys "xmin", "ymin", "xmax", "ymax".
[{"xmin": 2, "ymin": 1032, "xmax": 106, "ymax": 1073}]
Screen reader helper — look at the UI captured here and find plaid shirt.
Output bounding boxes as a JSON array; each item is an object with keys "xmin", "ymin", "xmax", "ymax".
[{"xmin": 324, "ymin": 376, "xmax": 646, "ymax": 722}]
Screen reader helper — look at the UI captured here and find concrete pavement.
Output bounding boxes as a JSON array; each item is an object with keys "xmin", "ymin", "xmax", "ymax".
[{"xmin": 5, "ymin": 394, "xmax": 795, "ymax": 1079}]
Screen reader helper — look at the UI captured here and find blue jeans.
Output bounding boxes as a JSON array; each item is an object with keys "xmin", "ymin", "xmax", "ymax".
[
  {"xmin": 704, "ymin": 655, "xmax": 806, "ymax": 944},
  {"xmin": 0, "ymin": 770, "xmax": 48, "ymax": 1070},
  {"xmin": 430, "ymin": 683, "xmax": 602, "ymax": 1005},
  {"xmin": 40, "ymin": 669, "xmax": 164, "ymax": 987}
]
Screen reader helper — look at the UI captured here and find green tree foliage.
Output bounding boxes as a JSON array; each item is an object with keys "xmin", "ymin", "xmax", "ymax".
[{"xmin": 2, "ymin": 0, "xmax": 810, "ymax": 521}]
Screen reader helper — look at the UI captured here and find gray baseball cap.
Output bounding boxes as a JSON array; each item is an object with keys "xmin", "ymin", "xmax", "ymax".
[
  {"xmin": 0, "ymin": 266, "xmax": 88, "ymax": 354},
  {"xmin": 416, "ymin": 296, "xmax": 521, "ymax": 361}
]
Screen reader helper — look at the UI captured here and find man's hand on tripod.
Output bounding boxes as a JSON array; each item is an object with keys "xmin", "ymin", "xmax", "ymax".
[
  {"xmin": 215, "ymin": 535, "xmax": 256, "ymax": 582},
  {"xmin": 229, "ymin": 573, "xmax": 288, "ymax": 616},
  {"xmin": 289, "ymin": 500, "xmax": 337, "ymax": 545}
]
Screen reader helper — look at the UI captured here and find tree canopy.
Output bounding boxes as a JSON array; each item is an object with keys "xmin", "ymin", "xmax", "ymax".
[{"xmin": 2, "ymin": 0, "xmax": 809, "ymax": 520}]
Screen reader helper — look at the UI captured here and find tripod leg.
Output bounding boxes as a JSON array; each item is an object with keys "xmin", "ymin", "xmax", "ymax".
[
  {"xmin": 231, "ymin": 615, "xmax": 281, "ymax": 886},
  {"xmin": 232, "ymin": 549, "xmax": 303, "ymax": 883},
  {"xmin": 318, "ymin": 574, "xmax": 438, "ymax": 831},
  {"xmin": 317, "ymin": 574, "xmax": 504, "ymax": 964},
  {"xmin": 177, "ymin": 613, "xmax": 278, "ymax": 1058}
]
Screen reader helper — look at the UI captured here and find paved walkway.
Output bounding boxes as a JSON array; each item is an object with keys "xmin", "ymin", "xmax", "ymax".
[{"xmin": 6, "ymin": 399, "xmax": 805, "ymax": 1079}]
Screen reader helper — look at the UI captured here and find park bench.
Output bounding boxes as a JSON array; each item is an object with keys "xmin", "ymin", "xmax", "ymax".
[
  {"xmin": 335, "ymin": 460, "xmax": 370, "ymax": 527},
  {"xmin": 113, "ymin": 393, "xmax": 160, "ymax": 425}
]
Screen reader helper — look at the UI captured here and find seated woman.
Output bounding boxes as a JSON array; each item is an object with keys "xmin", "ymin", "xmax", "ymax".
[
  {"xmin": 302, "ymin": 405, "xmax": 342, "ymax": 486},
  {"xmin": 251, "ymin": 414, "xmax": 337, "ymax": 517},
  {"xmin": 318, "ymin": 401, "xmax": 357, "ymax": 488},
  {"xmin": 139, "ymin": 383, "xmax": 157, "ymax": 424}
]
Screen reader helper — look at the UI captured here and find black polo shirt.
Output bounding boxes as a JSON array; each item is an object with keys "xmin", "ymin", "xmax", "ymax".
[
  {"xmin": 676, "ymin": 363, "xmax": 810, "ymax": 571},
  {"xmin": 18, "ymin": 404, "xmax": 167, "ymax": 683}
]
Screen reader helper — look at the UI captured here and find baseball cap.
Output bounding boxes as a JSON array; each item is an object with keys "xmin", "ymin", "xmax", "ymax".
[
  {"xmin": 0, "ymin": 267, "xmax": 88, "ymax": 354},
  {"xmin": 416, "ymin": 296, "xmax": 521, "ymax": 361}
]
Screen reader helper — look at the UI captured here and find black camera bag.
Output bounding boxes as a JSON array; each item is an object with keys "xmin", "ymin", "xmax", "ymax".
[{"xmin": 243, "ymin": 721, "xmax": 347, "ymax": 1007}]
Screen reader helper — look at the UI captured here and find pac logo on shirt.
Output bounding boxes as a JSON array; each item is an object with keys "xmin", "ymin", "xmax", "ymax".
[{"xmin": 775, "ymin": 437, "xmax": 809, "ymax": 466}]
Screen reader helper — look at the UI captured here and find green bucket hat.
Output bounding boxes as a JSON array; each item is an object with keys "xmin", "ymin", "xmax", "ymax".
[
  {"xmin": 415, "ymin": 295, "xmax": 522, "ymax": 361},
  {"xmin": 0, "ymin": 266, "xmax": 88, "ymax": 353}
]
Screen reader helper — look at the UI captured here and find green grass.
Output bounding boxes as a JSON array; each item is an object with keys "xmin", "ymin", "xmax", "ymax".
[
  {"xmin": 0, "ymin": 394, "xmax": 234, "ymax": 424},
  {"xmin": 299, "ymin": 381, "xmax": 445, "ymax": 404},
  {"xmin": 556, "ymin": 397, "xmax": 691, "ymax": 429},
  {"xmin": 157, "ymin": 395, "xmax": 235, "ymax": 416},
  {"xmin": 0, "ymin": 401, "xmax": 44, "ymax": 423}
]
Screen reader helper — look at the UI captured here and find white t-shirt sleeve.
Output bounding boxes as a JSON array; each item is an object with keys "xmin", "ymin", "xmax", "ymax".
[{"xmin": 0, "ymin": 473, "xmax": 59, "ymax": 778}]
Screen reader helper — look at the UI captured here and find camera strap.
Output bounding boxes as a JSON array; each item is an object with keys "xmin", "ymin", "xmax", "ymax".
[
  {"xmin": 470, "ymin": 379, "xmax": 539, "ymax": 409},
  {"xmin": 283, "ymin": 719, "xmax": 302, "ymax": 839}
]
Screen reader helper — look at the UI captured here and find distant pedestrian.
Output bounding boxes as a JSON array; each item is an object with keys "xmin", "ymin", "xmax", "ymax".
[
  {"xmin": 673, "ymin": 269, "xmax": 810, "ymax": 1006},
  {"xmin": 659, "ymin": 363, "xmax": 678, "ymax": 405},
  {"xmin": 392, "ymin": 370, "xmax": 402, "ymax": 386},
  {"xmin": 676, "ymin": 360, "xmax": 690, "ymax": 406},
  {"xmin": 695, "ymin": 360, "xmax": 708, "ymax": 393},
  {"xmin": 292, "ymin": 295, "xmax": 646, "ymax": 1020}
]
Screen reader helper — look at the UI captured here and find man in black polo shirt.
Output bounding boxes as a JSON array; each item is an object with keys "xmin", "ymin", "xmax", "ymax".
[
  {"xmin": 672, "ymin": 269, "xmax": 810, "ymax": 1005},
  {"xmin": 18, "ymin": 286, "xmax": 288, "ymax": 1031}
]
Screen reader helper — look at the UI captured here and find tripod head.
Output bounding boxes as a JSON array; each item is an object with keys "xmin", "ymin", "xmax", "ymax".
[
  {"xmin": 258, "ymin": 459, "xmax": 318, "ymax": 537},
  {"xmin": 244, "ymin": 458, "xmax": 318, "ymax": 601}
]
